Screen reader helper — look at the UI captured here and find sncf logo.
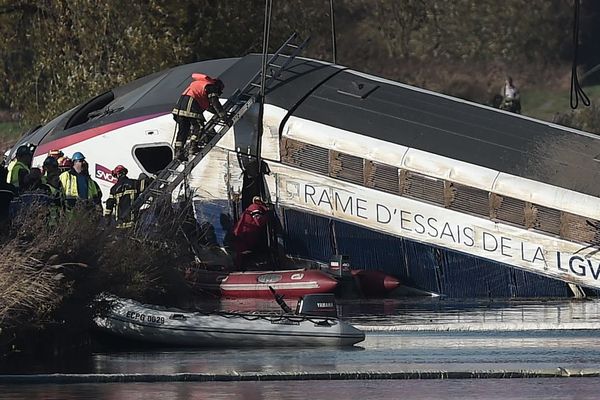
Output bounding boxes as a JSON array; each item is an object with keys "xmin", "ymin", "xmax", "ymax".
[{"xmin": 95, "ymin": 164, "xmax": 116, "ymax": 184}]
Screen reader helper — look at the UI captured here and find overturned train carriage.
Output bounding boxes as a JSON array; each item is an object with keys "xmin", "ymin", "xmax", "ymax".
[{"xmin": 14, "ymin": 54, "xmax": 600, "ymax": 298}]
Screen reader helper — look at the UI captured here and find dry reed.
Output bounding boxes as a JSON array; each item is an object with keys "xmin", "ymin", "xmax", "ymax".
[{"xmin": 0, "ymin": 197, "xmax": 197, "ymax": 333}]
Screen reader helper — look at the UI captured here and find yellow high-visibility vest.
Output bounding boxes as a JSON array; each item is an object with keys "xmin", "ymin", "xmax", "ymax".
[
  {"xmin": 59, "ymin": 171, "xmax": 100, "ymax": 202},
  {"xmin": 6, "ymin": 160, "xmax": 29, "ymax": 188}
]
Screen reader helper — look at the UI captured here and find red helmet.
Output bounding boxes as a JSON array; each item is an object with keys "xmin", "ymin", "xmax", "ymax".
[
  {"xmin": 47, "ymin": 149, "xmax": 64, "ymax": 159},
  {"xmin": 111, "ymin": 165, "xmax": 128, "ymax": 178},
  {"xmin": 58, "ymin": 156, "xmax": 73, "ymax": 169}
]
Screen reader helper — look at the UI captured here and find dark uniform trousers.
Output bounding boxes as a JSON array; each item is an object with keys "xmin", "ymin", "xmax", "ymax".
[
  {"xmin": 171, "ymin": 87, "xmax": 224, "ymax": 159},
  {"xmin": 105, "ymin": 176, "xmax": 139, "ymax": 228}
]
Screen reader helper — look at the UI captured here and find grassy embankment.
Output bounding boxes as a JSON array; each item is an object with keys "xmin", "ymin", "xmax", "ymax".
[
  {"xmin": 0, "ymin": 121, "xmax": 25, "ymax": 154},
  {"xmin": 523, "ymin": 84, "xmax": 600, "ymax": 127}
]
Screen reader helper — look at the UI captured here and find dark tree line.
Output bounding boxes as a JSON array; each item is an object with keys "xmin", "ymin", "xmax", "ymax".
[{"xmin": 0, "ymin": 0, "xmax": 597, "ymax": 125}]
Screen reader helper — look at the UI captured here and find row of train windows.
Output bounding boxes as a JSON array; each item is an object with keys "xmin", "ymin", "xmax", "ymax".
[{"xmin": 280, "ymin": 138, "xmax": 600, "ymax": 245}]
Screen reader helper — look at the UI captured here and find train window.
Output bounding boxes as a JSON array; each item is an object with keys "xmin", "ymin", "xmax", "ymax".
[
  {"xmin": 64, "ymin": 91, "xmax": 115, "ymax": 129},
  {"xmin": 133, "ymin": 144, "xmax": 173, "ymax": 174}
]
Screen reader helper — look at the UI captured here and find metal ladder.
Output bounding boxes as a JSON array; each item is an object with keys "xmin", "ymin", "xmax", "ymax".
[{"xmin": 130, "ymin": 32, "xmax": 309, "ymax": 213}]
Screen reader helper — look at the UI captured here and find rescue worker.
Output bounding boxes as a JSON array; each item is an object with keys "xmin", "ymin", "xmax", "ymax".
[
  {"xmin": 81, "ymin": 159, "xmax": 90, "ymax": 176},
  {"xmin": 47, "ymin": 149, "xmax": 64, "ymax": 160},
  {"xmin": 6, "ymin": 145, "xmax": 32, "ymax": 191},
  {"xmin": 57, "ymin": 156, "xmax": 73, "ymax": 174},
  {"xmin": 500, "ymin": 76, "xmax": 521, "ymax": 114},
  {"xmin": 59, "ymin": 151, "xmax": 102, "ymax": 210},
  {"xmin": 0, "ymin": 165, "xmax": 16, "ymax": 228},
  {"xmin": 232, "ymin": 196, "xmax": 271, "ymax": 267},
  {"xmin": 104, "ymin": 165, "xmax": 139, "ymax": 228},
  {"xmin": 17, "ymin": 168, "xmax": 55, "ymax": 205},
  {"xmin": 41, "ymin": 156, "xmax": 61, "ymax": 194},
  {"xmin": 172, "ymin": 73, "xmax": 229, "ymax": 161},
  {"xmin": 8, "ymin": 167, "xmax": 57, "ymax": 221},
  {"xmin": 137, "ymin": 172, "xmax": 153, "ymax": 193},
  {"xmin": 40, "ymin": 156, "xmax": 62, "ymax": 223}
]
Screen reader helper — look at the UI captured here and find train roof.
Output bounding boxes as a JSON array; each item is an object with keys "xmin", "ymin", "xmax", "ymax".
[{"xmin": 23, "ymin": 54, "xmax": 600, "ymax": 197}]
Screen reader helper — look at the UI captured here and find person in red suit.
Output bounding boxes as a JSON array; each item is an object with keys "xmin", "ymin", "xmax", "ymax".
[{"xmin": 232, "ymin": 196, "xmax": 270, "ymax": 268}]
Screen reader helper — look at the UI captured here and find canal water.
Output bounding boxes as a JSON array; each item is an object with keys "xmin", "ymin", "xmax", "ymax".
[
  {"xmin": 2, "ymin": 379, "xmax": 600, "ymax": 400},
  {"xmin": 2, "ymin": 298, "xmax": 600, "ymax": 399}
]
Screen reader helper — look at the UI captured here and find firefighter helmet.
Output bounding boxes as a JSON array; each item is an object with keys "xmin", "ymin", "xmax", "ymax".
[
  {"xmin": 15, "ymin": 145, "xmax": 32, "ymax": 158},
  {"xmin": 47, "ymin": 149, "xmax": 64, "ymax": 159},
  {"xmin": 71, "ymin": 152, "xmax": 85, "ymax": 161},
  {"xmin": 111, "ymin": 165, "xmax": 128, "ymax": 178},
  {"xmin": 58, "ymin": 156, "xmax": 73, "ymax": 169}
]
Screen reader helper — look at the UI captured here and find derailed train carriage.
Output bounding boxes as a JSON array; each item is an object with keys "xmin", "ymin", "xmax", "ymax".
[{"xmin": 10, "ymin": 52, "xmax": 600, "ymax": 298}]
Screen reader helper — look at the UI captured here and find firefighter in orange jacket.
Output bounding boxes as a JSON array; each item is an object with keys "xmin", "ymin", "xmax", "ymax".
[{"xmin": 172, "ymin": 73, "xmax": 228, "ymax": 161}]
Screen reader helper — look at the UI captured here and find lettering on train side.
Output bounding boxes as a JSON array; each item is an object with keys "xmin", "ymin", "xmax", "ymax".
[
  {"xmin": 335, "ymin": 192, "xmax": 353, "ymax": 214},
  {"xmin": 356, "ymin": 198, "xmax": 368, "ymax": 219},
  {"xmin": 281, "ymin": 178, "xmax": 600, "ymax": 284},
  {"xmin": 556, "ymin": 253, "xmax": 600, "ymax": 279},
  {"xmin": 95, "ymin": 164, "xmax": 117, "ymax": 184},
  {"xmin": 302, "ymin": 184, "xmax": 369, "ymax": 218},
  {"xmin": 399, "ymin": 210, "xmax": 412, "ymax": 231}
]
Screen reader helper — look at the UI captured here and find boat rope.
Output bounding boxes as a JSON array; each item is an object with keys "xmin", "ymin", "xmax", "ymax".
[
  {"xmin": 259, "ymin": 0, "xmax": 272, "ymax": 103},
  {"xmin": 330, "ymin": 0, "xmax": 337, "ymax": 64},
  {"xmin": 255, "ymin": 0, "xmax": 271, "ymax": 199},
  {"xmin": 569, "ymin": 0, "xmax": 590, "ymax": 109},
  {"xmin": 257, "ymin": 0, "xmax": 279, "ymax": 264},
  {"xmin": 102, "ymin": 296, "xmax": 337, "ymax": 326},
  {"xmin": 206, "ymin": 310, "xmax": 336, "ymax": 326}
]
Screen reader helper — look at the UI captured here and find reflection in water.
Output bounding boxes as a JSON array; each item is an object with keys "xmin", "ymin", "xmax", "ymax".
[
  {"xmin": 3, "ymin": 299, "xmax": 600, "ymax": 400},
  {"xmin": 90, "ymin": 345, "xmax": 360, "ymax": 375},
  {"xmin": 1, "ymin": 379, "xmax": 599, "ymax": 400},
  {"xmin": 212, "ymin": 297, "xmax": 600, "ymax": 327},
  {"xmin": 340, "ymin": 297, "xmax": 600, "ymax": 328},
  {"xmin": 3, "ymin": 300, "xmax": 600, "ymax": 374}
]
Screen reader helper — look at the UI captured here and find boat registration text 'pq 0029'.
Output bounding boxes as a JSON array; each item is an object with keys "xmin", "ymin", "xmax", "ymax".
[{"xmin": 125, "ymin": 310, "xmax": 165, "ymax": 324}]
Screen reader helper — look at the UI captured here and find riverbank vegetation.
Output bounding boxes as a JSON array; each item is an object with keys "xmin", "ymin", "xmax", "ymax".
[{"xmin": 0, "ymin": 201, "xmax": 197, "ymax": 356}]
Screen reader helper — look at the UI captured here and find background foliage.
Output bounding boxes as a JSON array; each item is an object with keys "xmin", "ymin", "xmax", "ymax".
[{"xmin": 0, "ymin": 0, "xmax": 599, "ymax": 129}]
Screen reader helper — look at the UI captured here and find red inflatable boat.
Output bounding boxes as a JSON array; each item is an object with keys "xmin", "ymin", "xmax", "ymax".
[
  {"xmin": 325, "ymin": 256, "xmax": 401, "ymax": 296},
  {"xmin": 185, "ymin": 267, "xmax": 339, "ymax": 299},
  {"xmin": 350, "ymin": 269, "xmax": 401, "ymax": 297}
]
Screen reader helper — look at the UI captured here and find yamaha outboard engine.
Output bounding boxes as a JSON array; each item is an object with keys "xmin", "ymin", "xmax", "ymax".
[{"xmin": 296, "ymin": 294, "xmax": 338, "ymax": 318}]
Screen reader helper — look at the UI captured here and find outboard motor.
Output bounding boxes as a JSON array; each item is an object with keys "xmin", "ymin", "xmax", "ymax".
[
  {"xmin": 296, "ymin": 294, "xmax": 338, "ymax": 318},
  {"xmin": 327, "ymin": 254, "xmax": 351, "ymax": 277}
]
